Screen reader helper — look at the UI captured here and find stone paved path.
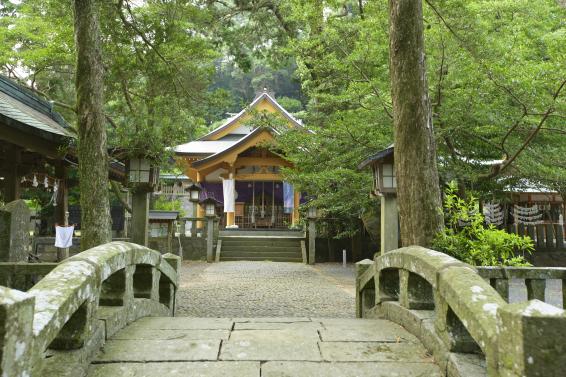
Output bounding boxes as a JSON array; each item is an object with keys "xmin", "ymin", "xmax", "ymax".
[
  {"xmin": 176, "ymin": 261, "xmax": 356, "ymax": 318},
  {"xmin": 88, "ymin": 317, "xmax": 441, "ymax": 377}
]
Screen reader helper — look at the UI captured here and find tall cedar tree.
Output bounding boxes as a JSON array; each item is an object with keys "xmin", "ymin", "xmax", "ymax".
[
  {"xmin": 389, "ymin": 0, "xmax": 444, "ymax": 246},
  {"xmin": 74, "ymin": 0, "xmax": 111, "ymax": 249}
]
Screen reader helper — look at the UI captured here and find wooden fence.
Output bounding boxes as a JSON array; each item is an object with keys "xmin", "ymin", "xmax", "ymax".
[{"xmin": 507, "ymin": 223, "xmax": 565, "ymax": 251}]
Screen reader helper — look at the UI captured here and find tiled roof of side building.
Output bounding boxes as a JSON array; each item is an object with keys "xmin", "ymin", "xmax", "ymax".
[{"xmin": 0, "ymin": 75, "xmax": 74, "ymax": 140}]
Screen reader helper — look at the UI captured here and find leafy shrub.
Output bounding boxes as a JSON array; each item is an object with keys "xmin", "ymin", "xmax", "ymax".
[
  {"xmin": 433, "ymin": 181, "xmax": 534, "ymax": 266},
  {"xmin": 153, "ymin": 197, "xmax": 186, "ymax": 217}
]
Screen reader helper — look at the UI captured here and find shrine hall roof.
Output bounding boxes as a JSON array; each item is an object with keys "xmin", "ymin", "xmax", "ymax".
[
  {"xmin": 174, "ymin": 140, "xmax": 238, "ymax": 155},
  {"xmin": 0, "ymin": 75, "xmax": 74, "ymax": 143}
]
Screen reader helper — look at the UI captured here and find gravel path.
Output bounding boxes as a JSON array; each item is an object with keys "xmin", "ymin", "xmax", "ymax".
[{"xmin": 176, "ymin": 261, "xmax": 356, "ymax": 318}]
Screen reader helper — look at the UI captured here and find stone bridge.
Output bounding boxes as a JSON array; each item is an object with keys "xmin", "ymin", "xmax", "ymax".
[
  {"xmin": 1, "ymin": 243, "xmax": 564, "ymax": 376},
  {"xmin": 357, "ymin": 246, "xmax": 566, "ymax": 377}
]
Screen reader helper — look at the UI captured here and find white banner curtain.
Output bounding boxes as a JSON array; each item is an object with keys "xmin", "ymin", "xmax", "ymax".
[
  {"xmin": 222, "ymin": 178, "xmax": 235, "ymax": 213},
  {"xmin": 283, "ymin": 181, "xmax": 294, "ymax": 214}
]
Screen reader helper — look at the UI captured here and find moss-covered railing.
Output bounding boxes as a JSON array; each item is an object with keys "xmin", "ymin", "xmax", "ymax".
[
  {"xmin": 0, "ymin": 241, "xmax": 180, "ymax": 377},
  {"xmin": 477, "ymin": 266, "xmax": 566, "ymax": 304},
  {"xmin": 356, "ymin": 246, "xmax": 566, "ymax": 377}
]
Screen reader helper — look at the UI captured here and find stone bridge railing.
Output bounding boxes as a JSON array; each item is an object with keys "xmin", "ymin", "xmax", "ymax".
[
  {"xmin": 356, "ymin": 246, "xmax": 566, "ymax": 377},
  {"xmin": 0, "ymin": 241, "xmax": 180, "ymax": 377},
  {"xmin": 477, "ymin": 266, "xmax": 566, "ymax": 305}
]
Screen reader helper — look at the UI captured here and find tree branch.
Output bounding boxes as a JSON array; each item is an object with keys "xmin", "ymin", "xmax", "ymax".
[
  {"xmin": 110, "ymin": 180, "xmax": 132, "ymax": 213},
  {"xmin": 484, "ymin": 79, "xmax": 566, "ymax": 178}
]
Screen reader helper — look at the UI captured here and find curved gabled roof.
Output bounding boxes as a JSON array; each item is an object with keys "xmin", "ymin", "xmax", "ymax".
[
  {"xmin": 192, "ymin": 127, "xmax": 277, "ymax": 169},
  {"xmin": 198, "ymin": 91, "xmax": 303, "ymax": 141}
]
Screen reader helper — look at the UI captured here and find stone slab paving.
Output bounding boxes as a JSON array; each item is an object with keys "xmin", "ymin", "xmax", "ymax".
[
  {"xmin": 88, "ymin": 317, "xmax": 441, "ymax": 377},
  {"xmin": 176, "ymin": 261, "xmax": 356, "ymax": 317}
]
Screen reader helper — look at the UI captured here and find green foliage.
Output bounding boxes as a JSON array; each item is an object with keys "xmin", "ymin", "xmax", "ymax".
[
  {"xmin": 433, "ymin": 182, "xmax": 534, "ymax": 266},
  {"xmin": 214, "ymin": 0, "xmax": 565, "ymax": 238},
  {"xmin": 24, "ymin": 199, "xmax": 42, "ymax": 211},
  {"xmin": 152, "ymin": 196, "xmax": 185, "ymax": 217},
  {"xmin": 209, "ymin": 59, "xmax": 304, "ymax": 119},
  {"xmin": 0, "ymin": 0, "xmax": 228, "ymax": 167},
  {"xmin": 275, "ymin": 96, "xmax": 303, "ymax": 113}
]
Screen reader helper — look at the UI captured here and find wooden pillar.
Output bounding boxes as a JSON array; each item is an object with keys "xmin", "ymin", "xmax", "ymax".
[
  {"xmin": 291, "ymin": 191, "xmax": 300, "ymax": 226},
  {"xmin": 54, "ymin": 163, "xmax": 69, "ymax": 225},
  {"xmin": 226, "ymin": 211, "xmax": 235, "ymax": 227},
  {"xmin": 2, "ymin": 146, "xmax": 22, "ymax": 202},
  {"xmin": 196, "ymin": 202, "xmax": 205, "ymax": 230}
]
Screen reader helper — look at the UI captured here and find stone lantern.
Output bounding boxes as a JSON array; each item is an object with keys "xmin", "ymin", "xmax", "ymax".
[
  {"xmin": 306, "ymin": 201, "xmax": 319, "ymax": 265},
  {"xmin": 201, "ymin": 197, "xmax": 218, "ymax": 217},
  {"xmin": 184, "ymin": 182, "xmax": 202, "ymax": 237},
  {"xmin": 200, "ymin": 197, "xmax": 220, "ymax": 263},
  {"xmin": 186, "ymin": 182, "xmax": 202, "ymax": 203},
  {"xmin": 126, "ymin": 156, "xmax": 159, "ymax": 247},
  {"xmin": 126, "ymin": 157, "xmax": 159, "ymax": 189},
  {"xmin": 307, "ymin": 205, "xmax": 319, "ymax": 220},
  {"xmin": 359, "ymin": 145, "xmax": 399, "ymax": 254}
]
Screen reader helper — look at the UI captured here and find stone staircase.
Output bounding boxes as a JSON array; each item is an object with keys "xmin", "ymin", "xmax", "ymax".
[{"xmin": 218, "ymin": 230, "xmax": 305, "ymax": 262}]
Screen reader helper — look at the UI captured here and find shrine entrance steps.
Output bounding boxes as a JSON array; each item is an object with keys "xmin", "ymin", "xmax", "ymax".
[
  {"xmin": 218, "ymin": 230, "xmax": 305, "ymax": 262},
  {"xmin": 87, "ymin": 316, "xmax": 441, "ymax": 377}
]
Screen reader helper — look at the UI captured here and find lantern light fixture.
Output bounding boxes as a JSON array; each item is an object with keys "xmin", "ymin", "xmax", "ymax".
[
  {"xmin": 201, "ymin": 197, "xmax": 219, "ymax": 217},
  {"xmin": 186, "ymin": 182, "xmax": 202, "ymax": 202},
  {"xmin": 308, "ymin": 206, "xmax": 319, "ymax": 219},
  {"xmin": 127, "ymin": 157, "xmax": 159, "ymax": 188},
  {"xmin": 359, "ymin": 145, "xmax": 396, "ymax": 196}
]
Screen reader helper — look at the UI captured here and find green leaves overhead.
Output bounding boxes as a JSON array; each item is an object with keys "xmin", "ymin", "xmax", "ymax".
[{"xmin": 1, "ymin": 0, "xmax": 226, "ymax": 164}]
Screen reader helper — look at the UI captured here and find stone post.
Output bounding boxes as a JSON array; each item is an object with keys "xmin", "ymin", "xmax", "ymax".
[
  {"xmin": 163, "ymin": 253, "xmax": 181, "ymax": 315},
  {"xmin": 525, "ymin": 279, "xmax": 546, "ymax": 301},
  {"xmin": 131, "ymin": 190, "xmax": 149, "ymax": 246},
  {"xmin": 0, "ymin": 200, "xmax": 31, "ymax": 262},
  {"xmin": 206, "ymin": 215, "xmax": 214, "ymax": 263},
  {"xmin": 308, "ymin": 218, "xmax": 316, "ymax": 265},
  {"xmin": 380, "ymin": 194, "xmax": 399, "ymax": 254},
  {"xmin": 190, "ymin": 197, "xmax": 198, "ymax": 237},
  {"xmin": 355, "ymin": 259, "xmax": 374, "ymax": 318},
  {"xmin": 0, "ymin": 286, "xmax": 35, "ymax": 377},
  {"xmin": 497, "ymin": 300, "xmax": 566, "ymax": 376}
]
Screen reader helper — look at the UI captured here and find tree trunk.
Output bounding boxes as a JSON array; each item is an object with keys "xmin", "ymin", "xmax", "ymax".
[
  {"xmin": 74, "ymin": 0, "xmax": 111, "ymax": 250},
  {"xmin": 388, "ymin": 0, "xmax": 444, "ymax": 247}
]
